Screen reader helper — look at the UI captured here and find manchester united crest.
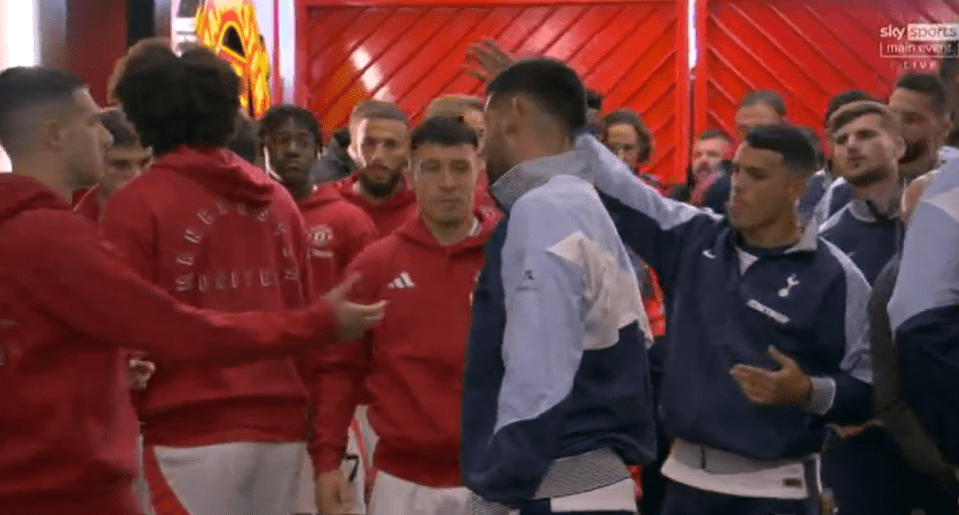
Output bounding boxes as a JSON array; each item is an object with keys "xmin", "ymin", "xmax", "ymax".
[{"xmin": 310, "ymin": 225, "xmax": 333, "ymax": 247}]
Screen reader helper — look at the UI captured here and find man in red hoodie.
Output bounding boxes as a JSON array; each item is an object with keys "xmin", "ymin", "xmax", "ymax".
[
  {"xmin": 99, "ymin": 47, "xmax": 359, "ymax": 515},
  {"xmin": 337, "ymin": 100, "xmax": 418, "ymax": 237},
  {"xmin": 313, "ymin": 116, "xmax": 496, "ymax": 515},
  {"xmin": 260, "ymin": 104, "xmax": 378, "ymax": 280},
  {"xmin": 74, "ymin": 108, "xmax": 151, "ymax": 222},
  {"xmin": 259, "ymin": 104, "xmax": 378, "ymax": 515},
  {"xmin": 424, "ymin": 94, "xmax": 501, "ymax": 222},
  {"xmin": 0, "ymin": 66, "xmax": 384, "ymax": 515}
]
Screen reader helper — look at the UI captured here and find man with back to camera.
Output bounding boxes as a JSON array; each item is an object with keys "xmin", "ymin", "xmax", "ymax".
[
  {"xmin": 98, "ymin": 46, "xmax": 382, "ymax": 515},
  {"xmin": 817, "ymin": 100, "xmax": 957, "ymax": 515},
  {"xmin": 0, "ymin": 66, "xmax": 384, "ymax": 515},
  {"xmin": 258, "ymin": 104, "xmax": 379, "ymax": 515},
  {"xmin": 335, "ymin": 100, "xmax": 418, "ymax": 237},
  {"xmin": 313, "ymin": 116, "xmax": 498, "ymax": 515},
  {"xmin": 575, "ymin": 123, "xmax": 873, "ymax": 515},
  {"xmin": 887, "ymin": 135, "xmax": 959, "ymax": 497},
  {"xmin": 462, "ymin": 58, "xmax": 657, "ymax": 515}
]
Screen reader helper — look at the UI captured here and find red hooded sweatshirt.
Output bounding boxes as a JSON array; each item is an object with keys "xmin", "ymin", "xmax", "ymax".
[
  {"xmin": 309, "ymin": 211, "xmax": 495, "ymax": 487},
  {"xmin": 299, "ymin": 183, "xmax": 378, "ymax": 286},
  {"xmin": 336, "ymin": 173, "xmax": 418, "ymax": 237},
  {"xmin": 73, "ymin": 185, "xmax": 101, "ymax": 222},
  {"xmin": 0, "ymin": 174, "xmax": 339, "ymax": 515},
  {"xmin": 100, "ymin": 147, "xmax": 317, "ymax": 448}
]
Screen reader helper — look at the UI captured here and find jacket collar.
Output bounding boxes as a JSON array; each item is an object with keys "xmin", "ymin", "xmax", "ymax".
[{"xmin": 489, "ymin": 149, "xmax": 586, "ymax": 211}]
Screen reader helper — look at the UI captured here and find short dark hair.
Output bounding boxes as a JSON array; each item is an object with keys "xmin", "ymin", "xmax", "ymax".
[
  {"xmin": 0, "ymin": 66, "xmax": 86, "ymax": 158},
  {"xmin": 895, "ymin": 73, "xmax": 949, "ymax": 116},
  {"xmin": 601, "ymin": 109, "xmax": 653, "ymax": 163},
  {"xmin": 739, "ymin": 90, "xmax": 786, "ymax": 116},
  {"xmin": 98, "ymin": 108, "xmax": 140, "ymax": 148},
  {"xmin": 586, "ymin": 89, "xmax": 603, "ymax": 111},
  {"xmin": 349, "ymin": 99, "xmax": 408, "ymax": 129},
  {"xmin": 115, "ymin": 45, "xmax": 241, "ymax": 156},
  {"xmin": 108, "ymin": 38, "xmax": 175, "ymax": 105},
  {"xmin": 824, "ymin": 90, "xmax": 874, "ymax": 127},
  {"xmin": 795, "ymin": 125, "xmax": 825, "ymax": 170},
  {"xmin": 696, "ymin": 127, "xmax": 732, "ymax": 144},
  {"xmin": 744, "ymin": 124, "xmax": 818, "ymax": 177},
  {"xmin": 410, "ymin": 116, "xmax": 479, "ymax": 152},
  {"xmin": 228, "ymin": 115, "xmax": 261, "ymax": 164},
  {"xmin": 259, "ymin": 104, "xmax": 322, "ymax": 148},
  {"xmin": 487, "ymin": 58, "xmax": 587, "ymax": 137}
]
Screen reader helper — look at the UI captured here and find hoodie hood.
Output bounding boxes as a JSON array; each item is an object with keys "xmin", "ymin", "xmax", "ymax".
[
  {"xmin": 155, "ymin": 146, "xmax": 276, "ymax": 206},
  {"xmin": 298, "ymin": 182, "xmax": 343, "ymax": 210},
  {"xmin": 396, "ymin": 208, "xmax": 496, "ymax": 253},
  {"xmin": 0, "ymin": 174, "xmax": 71, "ymax": 224}
]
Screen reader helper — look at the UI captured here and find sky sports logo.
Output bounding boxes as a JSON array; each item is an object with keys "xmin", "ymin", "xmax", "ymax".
[{"xmin": 880, "ymin": 23, "xmax": 959, "ymax": 58}]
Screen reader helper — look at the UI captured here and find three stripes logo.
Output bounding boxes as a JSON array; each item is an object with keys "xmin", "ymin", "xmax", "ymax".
[{"xmin": 387, "ymin": 272, "xmax": 416, "ymax": 290}]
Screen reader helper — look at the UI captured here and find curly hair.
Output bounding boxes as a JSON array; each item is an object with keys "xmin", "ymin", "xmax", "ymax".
[
  {"xmin": 114, "ymin": 46, "xmax": 241, "ymax": 156},
  {"xmin": 259, "ymin": 104, "xmax": 322, "ymax": 149},
  {"xmin": 107, "ymin": 38, "xmax": 176, "ymax": 105}
]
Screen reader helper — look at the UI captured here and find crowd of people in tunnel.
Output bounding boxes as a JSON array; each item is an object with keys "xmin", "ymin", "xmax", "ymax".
[{"xmin": 4, "ymin": 32, "xmax": 959, "ymax": 515}]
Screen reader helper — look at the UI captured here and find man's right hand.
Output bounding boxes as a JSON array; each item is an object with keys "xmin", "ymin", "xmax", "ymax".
[
  {"xmin": 466, "ymin": 38, "xmax": 514, "ymax": 82},
  {"xmin": 316, "ymin": 468, "xmax": 356, "ymax": 515},
  {"xmin": 323, "ymin": 274, "xmax": 386, "ymax": 341}
]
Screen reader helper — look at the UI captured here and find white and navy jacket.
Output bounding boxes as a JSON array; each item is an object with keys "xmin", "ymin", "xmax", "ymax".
[
  {"xmin": 888, "ymin": 157, "xmax": 959, "ymax": 467},
  {"xmin": 820, "ymin": 197, "xmax": 901, "ymax": 285},
  {"xmin": 461, "ymin": 149, "xmax": 657, "ymax": 506},
  {"xmin": 576, "ymin": 134, "xmax": 874, "ymax": 461},
  {"xmin": 813, "ymin": 145, "xmax": 959, "ymax": 228}
]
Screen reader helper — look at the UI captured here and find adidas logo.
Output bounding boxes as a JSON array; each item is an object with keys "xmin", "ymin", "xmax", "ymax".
[{"xmin": 387, "ymin": 271, "xmax": 416, "ymax": 289}]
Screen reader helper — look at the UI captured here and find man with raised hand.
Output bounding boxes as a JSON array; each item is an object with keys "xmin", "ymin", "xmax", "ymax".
[
  {"xmin": 462, "ymin": 58, "xmax": 656, "ymax": 515},
  {"xmin": 577, "ymin": 124, "xmax": 872, "ymax": 515}
]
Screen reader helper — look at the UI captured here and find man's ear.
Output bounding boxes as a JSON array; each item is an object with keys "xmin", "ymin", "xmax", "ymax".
[
  {"xmin": 39, "ymin": 119, "xmax": 63, "ymax": 152},
  {"xmin": 506, "ymin": 96, "xmax": 531, "ymax": 136},
  {"xmin": 893, "ymin": 133, "xmax": 907, "ymax": 161}
]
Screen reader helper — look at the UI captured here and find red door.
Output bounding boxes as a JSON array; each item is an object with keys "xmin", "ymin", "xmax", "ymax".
[
  {"xmin": 694, "ymin": 0, "xmax": 959, "ymax": 144},
  {"xmin": 296, "ymin": 0, "xmax": 691, "ymax": 184}
]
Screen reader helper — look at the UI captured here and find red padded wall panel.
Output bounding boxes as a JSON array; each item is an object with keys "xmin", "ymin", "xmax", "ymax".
[
  {"xmin": 296, "ymin": 0, "xmax": 690, "ymax": 184},
  {"xmin": 695, "ymin": 0, "xmax": 959, "ymax": 145}
]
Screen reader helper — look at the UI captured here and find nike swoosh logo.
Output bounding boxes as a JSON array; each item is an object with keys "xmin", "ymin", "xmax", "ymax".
[{"xmin": 703, "ymin": 249, "xmax": 716, "ymax": 259}]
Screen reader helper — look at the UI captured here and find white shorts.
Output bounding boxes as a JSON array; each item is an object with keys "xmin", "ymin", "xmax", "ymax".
[
  {"xmin": 369, "ymin": 471, "xmax": 470, "ymax": 515},
  {"xmin": 144, "ymin": 441, "xmax": 305, "ymax": 515}
]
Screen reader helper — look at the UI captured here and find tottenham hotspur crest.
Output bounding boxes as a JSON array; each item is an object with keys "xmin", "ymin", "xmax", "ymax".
[{"xmin": 778, "ymin": 274, "xmax": 799, "ymax": 297}]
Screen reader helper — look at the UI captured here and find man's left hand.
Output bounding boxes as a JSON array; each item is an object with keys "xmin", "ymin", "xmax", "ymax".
[{"xmin": 731, "ymin": 346, "xmax": 812, "ymax": 407}]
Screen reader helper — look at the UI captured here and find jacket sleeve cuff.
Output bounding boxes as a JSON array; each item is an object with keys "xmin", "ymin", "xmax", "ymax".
[
  {"xmin": 310, "ymin": 448, "xmax": 345, "ymax": 476},
  {"xmin": 801, "ymin": 376, "xmax": 836, "ymax": 416},
  {"xmin": 311, "ymin": 298, "xmax": 340, "ymax": 345}
]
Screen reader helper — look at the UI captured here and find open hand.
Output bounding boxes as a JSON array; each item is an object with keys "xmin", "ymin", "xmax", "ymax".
[
  {"xmin": 731, "ymin": 346, "xmax": 812, "ymax": 407},
  {"xmin": 466, "ymin": 38, "xmax": 514, "ymax": 82},
  {"xmin": 324, "ymin": 274, "xmax": 386, "ymax": 341}
]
